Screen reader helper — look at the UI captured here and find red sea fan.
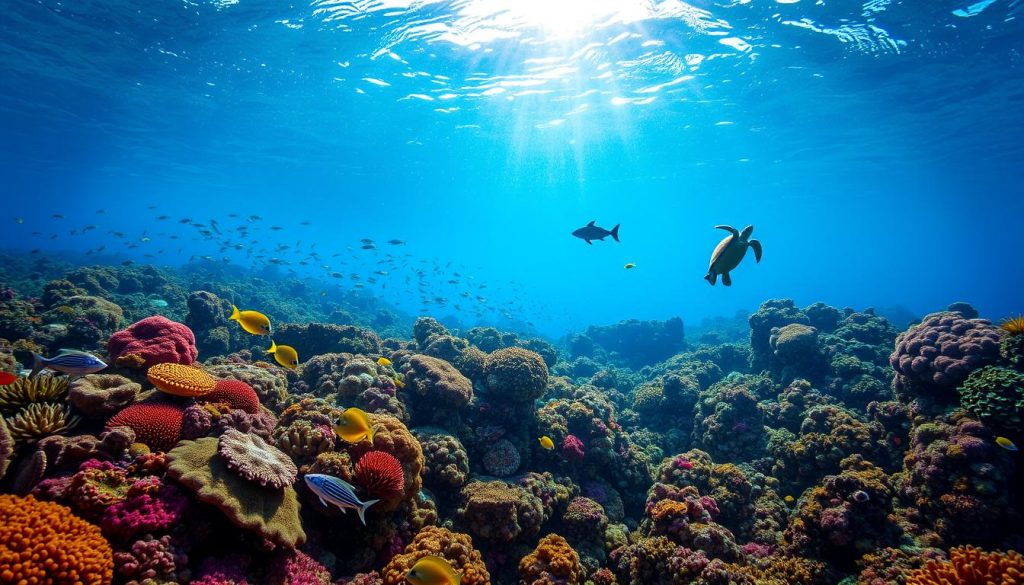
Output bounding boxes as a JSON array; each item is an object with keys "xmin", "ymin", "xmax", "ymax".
[
  {"xmin": 107, "ymin": 403, "xmax": 185, "ymax": 452},
  {"xmin": 201, "ymin": 379, "xmax": 261, "ymax": 414},
  {"xmin": 354, "ymin": 450, "xmax": 405, "ymax": 500}
]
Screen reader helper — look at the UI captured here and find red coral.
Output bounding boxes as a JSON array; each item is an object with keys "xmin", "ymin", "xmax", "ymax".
[
  {"xmin": 355, "ymin": 451, "xmax": 405, "ymax": 500},
  {"xmin": 106, "ymin": 403, "xmax": 185, "ymax": 452},
  {"xmin": 108, "ymin": 316, "xmax": 199, "ymax": 370},
  {"xmin": 202, "ymin": 379, "xmax": 261, "ymax": 414},
  {"xmin": 561, "ymin": 435, "xmax": 585, "ymax": 462}
]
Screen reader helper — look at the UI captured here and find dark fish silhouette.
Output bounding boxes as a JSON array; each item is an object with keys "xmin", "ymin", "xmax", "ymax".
[{"xmin": 572, "ymin": 221, "xmax": 620, "ymax": 245}]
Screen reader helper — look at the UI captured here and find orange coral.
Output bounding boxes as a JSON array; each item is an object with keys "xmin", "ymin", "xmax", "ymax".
[
  {"xmin": 906, "ymin": 546, "xmax": 1023, "ymax": 585},
  {"xmin": 519, "ymin": 533, "xmax": 583, "ymax": 585},
  {"xmin": 340, "ymin": 413, "xmax": 423, "ymax": 512},
  {"xmin": 146, "ymin": 363, "xmax": 216, "ymax": 397},
  {"xmin": 0, "ymin": 494, "xmax": 113, "ymax": 585},
  {"xmin": 381, "ymin": 526, "xmax": 489, "ymax": 585},
  {"xmin": 649, "ymin": 499, "xmax": 689, "ymax": 523},
  {"xmin": 1000, "ymin": 316, "xmax": 1024, "ymax": 336}
]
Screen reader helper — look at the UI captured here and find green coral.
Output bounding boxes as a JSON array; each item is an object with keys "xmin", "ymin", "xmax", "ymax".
[{"xmin": 959, "ymin": 366, "xmax": 1024, "ymax": 432}]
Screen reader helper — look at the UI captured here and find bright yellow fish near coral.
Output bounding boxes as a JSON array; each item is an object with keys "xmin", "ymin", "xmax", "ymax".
[
  {"xmin": 335, "ymin": 407, "xmax": 378, "ymax": 445},
  {"xmin": 377, "ymin": 356, "xmax": 392, "ymax": 367},
  {"xmin": 229, "ymin": 305, "xmax": 272, "ymax": 336},
  {"xmin": 267, "ymin": 340, "xmax": 299, "ymax": 370},
  {"xmin": 406, "ymin": 555, "xmax": 461, "ymax": 585},
  {"xmin": 538, "ymin": 436, "xmax": 554, "ymax": 450},
  {"xmin": 996, "ymin": 436, "xmax": 1018, "ymax": 452}
]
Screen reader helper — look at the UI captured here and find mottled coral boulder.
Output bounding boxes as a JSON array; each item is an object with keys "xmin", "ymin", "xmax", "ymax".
[
  {"xmin": 381, "ymin": 526, "xmax": 489, "ymax": 585},
  {"xmin": 456, "ymin": 480, "xmax": 544, "ymax": 543},
  {"xmin": 275, "ymin": 322, "xmax": 382, "ymax": 357},
  {"xmin": 403, "ymin": 354, "xmax": 473, "ymax": 408},
  {"xmin": 768, "ymin": 323, "xmax": 827, "ymax": 381},
  {"xmin": 519, "ymin": 534, "xmax": 584, "ymax": 585},
  {"xmin": 484, "ymin": 347, "xmax": 549, "ymax": 402},
  {"xmin": 414, "ymin": 429, "xmax": 470, "ymax": 490},
  {"xmin": 69, "ymin": 374, "xmax": 141, "ymax": 419},
  {"xmin": 108, "ymin": 316, "xmax": 198, "ymax": 370}
]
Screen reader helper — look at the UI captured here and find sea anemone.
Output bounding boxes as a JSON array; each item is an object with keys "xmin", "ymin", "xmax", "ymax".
[
  {"xmin": 906, "ymin": 545, "xmax": 1023, "ymax": 585},
  {"xmin": 0, "ymin": 375, "xmax": 70, "ymax": 415},
  {"xmin": 5, "ymin": 402, "xmax": 80, "ymax": 443},
  {"xmin": 1000, "ymin": 315, "xmax": 1024, "ymax": 336},
  {"xmin": 354, "ymin": 450, "xmax": 405, "ymax": 500}
]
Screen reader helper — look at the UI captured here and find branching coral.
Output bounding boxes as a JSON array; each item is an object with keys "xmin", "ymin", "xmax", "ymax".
[
  {"xmin": 218, "ymin": 428, "xmax": 298, "ymax": 489},
  {"xmin": 906, "ymin": 546, "xmax": 1023, "ymax": 585}
]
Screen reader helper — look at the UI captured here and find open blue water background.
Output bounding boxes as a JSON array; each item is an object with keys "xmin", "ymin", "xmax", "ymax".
[{"xmin": 1, "ymin": 0, "xmax": 1022, "ymax": 337}]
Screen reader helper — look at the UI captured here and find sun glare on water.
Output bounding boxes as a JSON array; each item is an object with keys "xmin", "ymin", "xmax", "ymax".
[{"xmin": 458, "ymin": 0, "xmax": 653, "ymax": 41}]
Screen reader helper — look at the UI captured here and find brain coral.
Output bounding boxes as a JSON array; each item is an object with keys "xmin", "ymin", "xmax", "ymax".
[
  {"xmin": 484, "ymin": 347, "xmax": 549, "ymax": 402},
  {"xmin": 218, "ymin": 428, "xmax": 297, "ymax": 489},
  {"xmin": 906, "ymin": 545, "xmax": 1022, "ymax": 585},
  {"xmin": 166, "ymin": 437, "xmax": 305, "ymax": 547},
  {"xmin": 69, "ymin": 374, "xmax": 141, "ymax": 419},
  {"xmin": 201, "ymin": 378, "xmax": 261, "ymax": 414},
  {"xmin": 0, "ymin": 494, "xmax": 113, "ymax": 585},
  {"xmin": 106, "ymin": 403, "xmax": 185, "ymax": 452},
  {"xmin": 354, "ymin": 450, "xmax": 406, "ymax": 501},
  {"xmin": 147, "ymin": 363, "xmax": 216, "ymax": 397},
  {"xmin": 519, "ymin": 534, "xmax": 584, "ymax": 585},
  {"xmin": 890, "ymin": 311, "xmax": 1002, "ymax": 399},
  {"xmin": 456, "ymin": 480, "xmax": 544, "ymax": 543},
  {"xmin": 381, "ymin": 526, "xmax": 490, "ymax": 585},
  {"xmin": 403, "ymin": 354, "xmax": 473, "ymax": 408},
  {"xmin": 108, "ymin": 316, "xmax": 198, "ymax": 370}
]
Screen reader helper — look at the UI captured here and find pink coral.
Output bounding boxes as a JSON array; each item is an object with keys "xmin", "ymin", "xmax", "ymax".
[
  {"xmin": 268, "ymin": 549, "xmax": 332, "ymax": 585},
  {"xmin": 108, "ymin": 315, "xmax": 199, "ymax": 370},
  {"xmin": 101, "ymin": 477, "xmax": 190, "ymax": 541},
  {"xmin": 202, "ymin": 379, "xmax": 261, "ymax": 414},
  {"xmin": 114, "ymin": 534, "xmax": 189, "ymax": 583},
  {"xmin": 217, "ymin": 428, "xmax": 297, "ymax": 489},
  {"xmin": 561, "ymin": 435, "xmax": 585, "ymax": 462}
]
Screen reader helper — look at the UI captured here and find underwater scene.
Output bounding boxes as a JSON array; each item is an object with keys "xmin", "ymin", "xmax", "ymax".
[{"xmin": 2, "ymin": 0, "xmax": 1024, "ymax": 584}]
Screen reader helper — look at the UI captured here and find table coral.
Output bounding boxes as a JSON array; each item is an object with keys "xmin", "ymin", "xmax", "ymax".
[
  {"xmin": 381, "ymin": 526, "xmax": 490, "ymax": 585},
  {"xmin": 107, "ymin": 402, "xmax": 185, "ymax": 452},
  {"xmin": 0, "ymin": 494, "xmax": 114, "ymax": 585},
  {"xmin": 906, "ymin": 545, "xmax": 1023, "ymax": 585},
  {"xmin": 218, "ymin": 428, "xmax": 298, "ymax": 489},
  {"xmin": 520, "ymin": 534, "xmax": 584, "ymax": 585},
  {"xmin": 456, "ymin": 480, "xmax": 544, "ymax": 543},
  {"xmin": 484, "ymin": 347, "xmax": 550, "ymax": 402},
  {"xmin": 166, "ymin": 437, "xmax": 306, "ymax": 547},
  {"xmin": 108, "ymin": 315, "xmax": 198, "ymax": 369},
  {"xmin": 69, "ymin": 373, "xmax": 141, "ymax": 419},
  {"xmin": 147, "ymin": 362, "xmax": 217, "ymax": 397}
]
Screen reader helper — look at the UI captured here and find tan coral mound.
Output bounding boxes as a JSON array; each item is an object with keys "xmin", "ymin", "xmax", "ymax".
[
  {"xmin": 519, "ymin": 534, "xmax": 584, "ymax": 585},
  {"xmin": 907, "ymin": 546, "xmax": 1023, "ymax": 585},
  {"xmin": 381, "ymin": 526, "xmax": 490, "ymax": 585},
  {"xmin": 147, "ymin": 363, "xmax": 216, "ymax": 397},
  {"xmin": 69, "ymin": 374, "xmax": 140, "ymax": 419},
  {"xmin": 166, "ymin": 437, "xmax": 305, "ymax": 547}
]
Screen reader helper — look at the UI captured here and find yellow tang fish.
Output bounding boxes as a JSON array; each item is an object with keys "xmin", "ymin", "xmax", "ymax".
[
  {"xmin": 996, "ymin": 436, "xmax": 1018, "ymax": 452},
  {"xmin": 393, "ymin": 375, "xmax": 405, "ymax": 390},
  {"xmin": 335, "ymin": 407, "xmax": 378, "ymax": 445},
  {"xmin": 406, "ymin": 555, "xmax": 461, "ymax": 585},
  {"xmin": 784, "ymin": 495, "xmax": 794, "ymax": 504},
  {"xmin": 538, "ymin": 436, "xmax": 554, "ymax": 450},
  {"xmin": 229, "ymin": 305, "xmax": 272, "ymax": 336},
  {"xmin": 267, "ymin": 340, "xmax": 300, "ymax": 370},
  {"xmin": 624, "ymin": 263, "xmax": 636, "ymax": 269},
  {"xmin": 377, "ymin": 356, "xmax": 392, "ymax": 367}
]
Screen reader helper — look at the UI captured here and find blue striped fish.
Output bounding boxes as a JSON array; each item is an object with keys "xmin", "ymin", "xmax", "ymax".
[
  {"xmin": 303, "ymin": 473, "xmax": 379, "ymax": 525},
  {"xmin": 30, "ymin": 349, "xmax": 107, "ymax": 378}
]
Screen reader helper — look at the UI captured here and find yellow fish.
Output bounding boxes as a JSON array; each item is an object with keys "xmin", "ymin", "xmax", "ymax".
[
  {"xmin": 538, "ymin": 436, "xmax": 554, "ymax": 450},
  {"xmin": 784, "ymin": 495, "xmax": 794, "ymax": 504},
  {"xmin": 335, "ymin": 407, "xmax": 377, "ymax": 445},
  {"xmin": 229, "ymin": 305, "xmax": 272, "ymax": 336},
  {"xmin": 996, "ymin": 436, "xmax": 1018, "ymax": 452},
  {"xmin": 267, "ymin": 340, "xmax": 299, "ymax": 370},
  {"xmin": 378, "ymin": 356, "xmax": 392, "ymax": 367},
  {"xmin": 393, "ymin": 375, "xmax": 405, "ymax": 390},
  {"xmin": 624, "ymin": 263, "xmax": 636, "ymax": 269},
  {"xmin": 406, "ymin": 555, "xmax": 461, "ymax": 585}
]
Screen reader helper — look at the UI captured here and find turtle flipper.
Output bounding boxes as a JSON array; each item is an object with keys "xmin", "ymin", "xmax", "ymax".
[
  {"xmin": 721, "ymin": 272, "xmax": 732, "ymax": 287},
  {"xmin": 749, "ymin": 239, "xmax": 762, "ymax": 262},
  {"xmin": 704, "ymin": 272, "xmax": 717, "ymax": 286},
  {"xmin": 714, "ymin": 225, "xmax": 738, "ymax": 236}
]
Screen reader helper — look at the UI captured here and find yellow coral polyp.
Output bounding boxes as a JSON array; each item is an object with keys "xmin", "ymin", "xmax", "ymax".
[{"xmin": 0, "ymin": 375, "xmax": 70, "ymax": 415}]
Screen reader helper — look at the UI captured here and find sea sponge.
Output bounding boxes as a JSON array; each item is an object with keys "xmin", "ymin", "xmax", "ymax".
[
  {"xmin": 147, "ymin": 363, "xmax": 216, "ymax": 397},
  {"xmin": 5, "ymin": 402, "xmax": 80, "ymax": 443},
  {"xmin": 519, "ymin": 534, "xmax": 584, "ymax": 585},
  {"xmin": 354, "ymin": 450, "xmax": 405, "ymax": 500},
  {"xmin": 484, "ymin": 346, "xmax": 549, "ymax": 402},
  {"xmin": 108, "ymin": 316, "xmax": 198, "ymax": 369},
  {"xmin": 218, "ymin": 428, "xmax": 297, "ymax": 489},
  {"xmin": 0, "ymin": 494, "xmax": 114, "ymax": 585},
  {"xmin": 340, "ymin": 413, "xmax": 423, "ymax": 512},
  {"xmin": 455, "ymin": 480, "xmax": 544, "ymax": 543},
  {"xmin": 0, "ymin": 375, "xmax": 70, "ymax": 415},
  {"xmin": 403, "ymin": 354, "xmax": 473, "ymax": 408},
  {"xmin": 166, "ymin": 437, "xmax": 306, "ymax": 547},
  {"xmin": 958, "ymin": 366, "xmax": 1024, "ymax": 433},
  {"xmin": 906, "ymin": 546, "xmax": 1022, "ymax": 585},
  {"xmin": 69, "ymin": 374, "xmax": 141, "ymax": 419},
  {"xmin": 200, "ymin": 378, "xmax": 261, "ymax": 414},
  {"xmin": 101, "ymin": 478, "xmax": 190, "ymax": 542},
  {"xmin": 106, "ymin": 403, "xmax": 185, "ymax": 452},
  {"xmin": 381, "ymin": 526, "xmax": 489, "ymax": 585}
]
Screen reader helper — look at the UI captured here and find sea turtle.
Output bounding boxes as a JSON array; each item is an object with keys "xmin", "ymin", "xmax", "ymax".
[{"xmin": 704, "ymin": 224, "xmax": 762, "ymax": 287}]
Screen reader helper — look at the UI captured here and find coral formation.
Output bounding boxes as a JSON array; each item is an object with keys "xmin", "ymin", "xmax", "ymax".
[
  {"xmin": 108, "ymin": 315, "xmax": 198, "ymax": 369},
  {"xmin": 519, "ymin": 534, "xmax": 584, "ymax": 585},
  {"xmin": 484, "ymin": 347, "xmax": 550, "ymax": 402},
  {"xmin": 355, "ymin": 450, "xmax": 406, "ymax": 500},
  {"xmin": 403, "ymin": 353, "xmax": 473, "ymax": 408},
  {"xmin": 201, "ymin": 378, "xmax": 262, "ymax": 414},
  {"xmin": 381, "ymin": 526, "xmax": 490, "ymax": 585},
  {"xmin": 456, "ymin": 480, "xmax": 544, "ymax": 543},
  {"xmin": 218, "ymin": 428, "xmax": 298, "ymax": 489},
  {"xmin": 68, "ymin": 374, "xmax": 140, "ymax": 419},
  {"xmin": 107, "ymin": 402, "xmax": 185, "ymax": 452},
  {"xmin": 147, "ymin": 362, "xmax": 217, "ymax": 397}
]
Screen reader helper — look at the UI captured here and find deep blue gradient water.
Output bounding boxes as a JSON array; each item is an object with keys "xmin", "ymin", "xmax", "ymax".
[{"xmin": 2, "ymin": 0, "xmax": 1023, "ymax": 337}]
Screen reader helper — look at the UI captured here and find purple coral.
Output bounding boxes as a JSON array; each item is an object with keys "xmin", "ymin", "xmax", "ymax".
[
  {"xmin": 114, "ymin": 534, "xmax": 189, "ymax": 583},
  {"xmin": 890, "ymin": 311, "xmax": 1002, "ymax": 397},
  {"xmin": 268, "ymin": 548, "xmax": 332, "ymax": 585},
  {"xmin": 101, "ymin": 477, "xmax": 190, "ymax": 541},
  {"xmin": 561, "ymin": 434, "xmax": 585, "ymax": 462}
]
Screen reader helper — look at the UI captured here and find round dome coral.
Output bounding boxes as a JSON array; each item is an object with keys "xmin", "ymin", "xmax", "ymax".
[
  {"xmin": 106, "ymin": 403, "xmax": 185, "ymax": 452},
  {"xmin": 108, "ymin": 316, "xmax": 198, "ymax": 370},
  {"xmin": 355, "ymin": 450, "xmax": 405, "ymax": 500},
  {"xmin": 202, "ymin": 378, "xmax": 261, "ymax": 414},
  {"xmin": 0, "ymin": 494, "xmax": 114, "ymax": 585},
  {"xmin": 147, "ymin": 363, "xmax": 216, "ymax": 397}
]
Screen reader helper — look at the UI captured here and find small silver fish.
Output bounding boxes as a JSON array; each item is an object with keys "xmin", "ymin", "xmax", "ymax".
[
  {"xmin": 304, "ymin": 473, "xmax": 379, "ymax": 525},
  {"xmin": 30, "ymin": 350, "xmax": 107, "ymax": 378}
]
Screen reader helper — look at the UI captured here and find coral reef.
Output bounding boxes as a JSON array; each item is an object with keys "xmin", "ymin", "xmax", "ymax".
[
  {"xmin": 218, "ymin": 428, "xmax": 298, "ymax": 489},
  {"xmin": 108, "ymin": 315, "xmax": 198, "ymax": 369},
  {"xmin": 107, "ymin": 402, "xmax": 185, "ymax": 452},
  {"xmin": 201, "ymin": 378, "xmax": 262, "ymax": 414},
  {"xmin": 355, "ymin": 450, "xmax": 406, "ymax": 501},
  {"xmin": 147, "ymin": 362, "xmax": 217, "ymax": 397},
  {"xmin": 905, "ymin": 545, "xmax": 1023, "ymax": 585},
  {"xmin": 484, "ymin": 347, "xmax": 550, "ymax": 402},
  {"xmin": 381, "ymin": 526, "xmax": 490, "ymax": 585},
  {"xmin": 403, "ymin": 353, "xmax": 474, "ymax": 408},
  {"xmin": 456, "ymin": 480, "xmax": 544, "ymax": 543},
  {"xmin": 69, "ymin": 374, "xmax": 140, "ymax": 419},
  {"xmin": 958, "ymin": 365, "xmax": 1024, "ymax": 434},
  {"xmin": 519, "ymin": 534, "xmax": 584, "ymax": 585}
]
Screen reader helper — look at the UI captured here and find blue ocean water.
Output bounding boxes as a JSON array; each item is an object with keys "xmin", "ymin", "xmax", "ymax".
[{"xmin": 1, "ymin": 0, "xmax": 1022, "ymax": 337}]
